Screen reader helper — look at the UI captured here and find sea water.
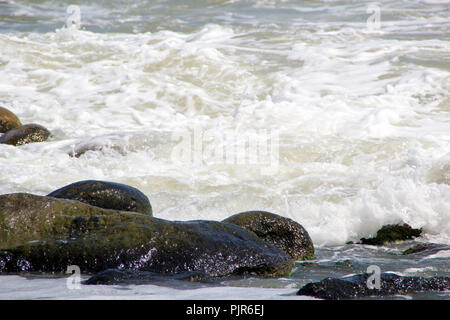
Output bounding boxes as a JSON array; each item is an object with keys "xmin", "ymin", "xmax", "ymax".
[{"xmin": 0, "ymin": 0, "xmax": 449, "ymax": 299}]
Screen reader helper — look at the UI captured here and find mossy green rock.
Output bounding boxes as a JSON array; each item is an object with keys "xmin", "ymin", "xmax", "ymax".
[
  {"xmin": 0, "ymin": 193, "xmax": 125, "ymax": 250},
  {"xmin": 0, "ymin": 123, "xmax": 50, "ymax": 146},
  {"xmin": 47, "ymin": 180, "xmax": 152, "ymax": 216},
  {"xmin": 360, "ymin": 223, "xmax": 422, "ymax": 246},
  {"xmin": 0, "ymin": 193, "xmax": 293, "ymax": 276},
  {"xmin": 0, "ymin": 107, "xmax": 21, "ymax": 133},
  {"xmin": 223, "ymin": 210, "xmax": 314, "ymax": 260}
]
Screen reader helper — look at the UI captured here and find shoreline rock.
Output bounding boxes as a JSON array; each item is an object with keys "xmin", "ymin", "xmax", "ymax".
[
  {"xmin": 0, "ymin": 193, "xmax": 125, "ymax": 250},
  {"xmin": 223, "ymin": 210, "xmax": 314, "ymax": 260},
  {"xmin": 297, "ymin": 272, "xmax": 450, "ymax": 300},
  {"xmin": 359, "ymin": 223, "xmax": 422, "ymax": 246},
  {"xmin": 0, "ymin": 193, "xmax": 293, "ymax": 277},
  {"xmin": 47, "ymin": 180, "xmax": 153, "ymax": 216},
  {"xmin": 0, "ymin": 107, "xmax": 22, "ymax": 133},
  {"xmin": 0, "ymin": 123, "xmax": 50, "ymax": 146}
]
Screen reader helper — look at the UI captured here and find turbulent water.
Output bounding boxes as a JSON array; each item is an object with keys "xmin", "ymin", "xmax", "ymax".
[{"xmin": 0, "ymin": 0, "xmax": 449, "ymax": 299}]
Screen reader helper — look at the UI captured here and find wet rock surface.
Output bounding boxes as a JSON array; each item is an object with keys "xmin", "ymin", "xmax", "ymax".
[
  {"xmin": 47, "ymin": 180, "xmax": 153, "ymax": 216},
  {"xmin": 297, "ymin": 272, "xmax": 450, "ymax": 300},
  {"xmin": 0, "ymin": 193, "xmax": 293, "ymax": 277},
  {"xmin": 223, "ymin": 210, "xmax": 314, "ymax": 260},
  {"xmin": 0, "ymin": 123, "xmax": 50, "ymax": 146},
  {"xmin": 360, "ymin": 223, "xmax": 422, "ymax": 246},
  {"xmin": 402, "ymin": 243, "xmax": 450, "ymax": 255},
  {"xmin": 0, "ymin": 107, "xmax": 21, "ymax": 133}
]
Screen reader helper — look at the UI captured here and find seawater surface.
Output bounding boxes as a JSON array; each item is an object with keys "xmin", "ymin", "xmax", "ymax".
[{"xmin": 0, "ymin": 0, "xmax": 449, "ymax": 299}]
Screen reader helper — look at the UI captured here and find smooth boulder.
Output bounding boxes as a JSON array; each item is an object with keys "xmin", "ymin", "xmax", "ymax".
[
  {"xmin": 223, "ymin": 210, "xmax": 314, "ymax": 260},
  {"xmin": 0, "ymin": 107, "xmax": 21, "ymax": 133},
  {"xmin": 0, "ymin": 193, "xmax": 126, "ymax": 250},
  {"xmin": 297, "ymin": 273, "xmax": 450, "ymax": 300},
  {"xmin": 0, "ymin": 123, "xmax": 50, "ymax": 146},
  {"xmin": 84, "ymin": 269, "xmax": 212, "ymax": 285},
  {"xmin": 402, "ymin": 243, "xmax": 450, "ymax": 255},
  {"xmin": 0, "ymin": 193, "xmax": 293, "ymax": 277},
  {"xmin": 68, "ymin": 144, "xmax": 121, "ymax": 158},
  {"xmin": 47, "ymin": 180, "xmax": 153, "ymax": 216}
]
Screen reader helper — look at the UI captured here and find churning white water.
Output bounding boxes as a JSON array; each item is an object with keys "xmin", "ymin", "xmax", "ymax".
[{"xmin": 0, "ymin": 0, "xmax": 449, "ymax": 299}]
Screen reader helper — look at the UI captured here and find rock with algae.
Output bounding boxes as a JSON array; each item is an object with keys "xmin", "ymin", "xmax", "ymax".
[
  {"xmin": 360, "ymin": 224, "xmax": 422, "ymax": 246},
  {"xmin": 0, "ymin": 107, "xmax": 21, "ymax": 133},
  {"xmin": 0, "ymin": 193, "xmax": 293, "ymax": 277},
  {"xmin": 47, "ymin": 180, "xmax": 153, "ymax": 216},
  {"xmin": 0, "ymin": 123, "xmax": 50, "ymax": 146}
]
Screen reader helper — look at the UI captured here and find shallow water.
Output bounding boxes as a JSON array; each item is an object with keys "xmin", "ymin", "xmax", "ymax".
[{"xmin": 0, "ymin": 0, "xmax": 449, "ymax": 299}]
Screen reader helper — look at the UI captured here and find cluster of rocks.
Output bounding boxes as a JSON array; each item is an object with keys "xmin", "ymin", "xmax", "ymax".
[
  {"xmin": 296, "ymin": 272, "xmax": 450, "ymax": 300},
  {"xmin": 0, "ymin": 180, "xmax": 313, "ymax": 279},
  {"xmin": 294, "ymin": 222, "xmax": 450, "ymax": 299},
  {"xmin": 0, "ymin": 107, "xmax": 50, "ymax": 146},
  {"xmin": 1, "ymin": 179, "xmax": 448, "ymax": 298},
  {"xmin": 359, "ymin": 223, "xmax": 423, "ymax": 246}
]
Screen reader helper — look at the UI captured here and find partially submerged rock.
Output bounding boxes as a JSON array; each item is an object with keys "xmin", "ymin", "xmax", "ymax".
[
  {"xmin": 0, "ymin": 193, "xmax": 293, "ymax": 277},
  {"xmin": 297, "ymin": 273, "xmax": 450, "ymax": 300},
  {"xmin": 47, "ymin": 180, "xmax": 153, "ymax": 216},
  {"xmin": 223, "ymin": 210, "xmax": 314, "ymax": 260},
  {"xmin": 0, "ymin": 123, "xmax": 50, "ymax": 146},
  {"xmin": 402, "ymin": 243, "xmax": 450, "ymax": 255},
  {"xmin": 360, "ymin": 223, "xmax": 422, "ymax": 246},
  {"xmin": 0, "ymin": 107, "xmax": 21, "ymax": 133},
  {"xmin": 84, "ymin": 269, "xmax": 213, "ymax": 285}
]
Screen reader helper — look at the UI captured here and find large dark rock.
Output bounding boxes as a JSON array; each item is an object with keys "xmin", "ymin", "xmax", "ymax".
[
  {"xmin": 0, "ymin": 123, "xmax": 50, "ymax": 146},
  {"xmin": 0, "ymin": 107, "xmax": 21, "ymax": 133},
  {"xmin": 68, "ymin": 144, "xmax": 120, "ymax": 158},
  {"xmin": 223, "ymin": 210, "xmax": 314, "ymax": 260},
  {"xmin": 47, "ymin": 180, "xmax": 153, "ymax": 216},
  {"xmin": 0, "ymin": 193, "xmax": 293, "ymax": 277},
  {"xmin": 360, "ymin": 223, "xmax": 422, "ymax": 246},
  {"xmin": 297, "ymin": 273, "xmax": 450, "ymax": 300}
]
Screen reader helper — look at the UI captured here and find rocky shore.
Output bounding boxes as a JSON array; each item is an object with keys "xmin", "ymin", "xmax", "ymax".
[
  {"xmin": 0, "ymin": 178, "xmax": 448, "ymax": 299},
  {"xmin": 0, "ymin": 181, "xmax": 308, "ymax": 277}
]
